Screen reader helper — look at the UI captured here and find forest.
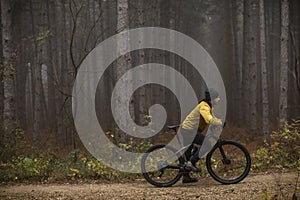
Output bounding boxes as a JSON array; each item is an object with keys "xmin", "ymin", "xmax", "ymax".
[{"xmin": 0, "ymin": 0, "xmax": 300, "ymax": 190}]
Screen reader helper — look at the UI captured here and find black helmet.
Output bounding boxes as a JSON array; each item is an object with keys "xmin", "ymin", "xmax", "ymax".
[{"xmin": 205, "ymin": 88, "xmax": 219, "ymax": 101}]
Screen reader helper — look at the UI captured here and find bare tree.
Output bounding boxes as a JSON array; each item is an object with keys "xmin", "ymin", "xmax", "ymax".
[
  {"xmin": 54, "ymin": 0, "xmax": 67, "ymax": 146},
  {"xmin": 259, "ymin": 0, "xmax": 270, "ymax": 141},
  {"xmin": 114, "ymin": 0, "xmax": 133, "ymax": 144},
  {"xmin": 46, "ymin": 0, "xmax": 57, "ymax": 133},
  {"xmin": 29, "ymin": 0, "xmax": 47, "ymax": 149},
  {"xmin": 0, "ymin": 1, "xmax": 4, "ymax": 140},
  {"xmin": 279, "ymin": 0, "xmax": 289, "ymax": 125},
  {"xmin": 230, "ymin": 0, "xmax": 244, "ymax": 126},
  {"xmin": 289, "ymin": 0, "xmax": 300, "ymax": 119},
  {"xmin": 265, "ymin": 0, "xmax": 281, "ymax": 123},
  {"xmin": 135, "ymin": 0, "xmax": 147, "ymax": 126},
  {"xmin": 1, "ymin": 0, "xmax": 16, "ymax": 158},
  {"xmin": 290, "ymin": 0, "xmax": 300, "ymax": 95},
  {"xmin": 243, "ymin": 0, "xmax": 259, "ymax": 133}
]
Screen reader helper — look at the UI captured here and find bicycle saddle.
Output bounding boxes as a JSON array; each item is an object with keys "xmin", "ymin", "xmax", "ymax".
[{"xmin": 167, "ymin": 125, "xmax": 181, "ymax": 131}]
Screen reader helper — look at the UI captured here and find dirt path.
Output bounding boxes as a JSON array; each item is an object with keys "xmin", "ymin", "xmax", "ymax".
[{"xmin": 0, "ymin": 172, "xmax": 299, "ymax": 200}]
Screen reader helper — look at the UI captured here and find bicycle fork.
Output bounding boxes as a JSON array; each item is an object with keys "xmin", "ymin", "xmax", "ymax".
[{"xmin": 218, "ymin": 145, "xmax": 231, "ymax": 165}]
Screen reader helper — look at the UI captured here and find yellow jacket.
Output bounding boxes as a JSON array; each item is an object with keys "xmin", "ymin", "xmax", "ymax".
[{"xmin": 182, "ymin": 101, "xmax": 222, "ymax": 131}]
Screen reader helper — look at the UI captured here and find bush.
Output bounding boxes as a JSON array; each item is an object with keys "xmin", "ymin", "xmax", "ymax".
[
  {"xmin": 0, "ymin": 150, "xmax": 140, "ymax": 182},
  {"xmin": 64, "ymin": 149, "xmax": 141, "ymax": 180},
  {"xmin": 0, "ymin": 154, "xmax": 52, "ymax": 181},
  {"xmin": 253, "ymin": 119, "xmax": 300, "ymax": 170},
  {"xmin": 0, "ymin": 132, "xmax": 153, "ymax": 182}
]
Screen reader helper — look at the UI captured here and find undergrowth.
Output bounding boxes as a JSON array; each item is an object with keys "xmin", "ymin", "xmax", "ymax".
[
  {"xmin": 253, "ymin": 119, "xmax": 300, "ymax": 171},
  {"xmin": 0, "ymin": 133, "xmax": 152, "ymax": 182},
  {"xmin": 1, "ymin": 120, "xmax": 299, "ymax": 183}
]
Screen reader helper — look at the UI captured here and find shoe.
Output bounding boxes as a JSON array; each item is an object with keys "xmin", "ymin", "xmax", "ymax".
[
  {"xmin": 182, "ymin": 173, "xmax": 198, "ymax": 183},
  {"xmin": 185, "ymin": 161, "xmax": 201, "ymax": 173}
]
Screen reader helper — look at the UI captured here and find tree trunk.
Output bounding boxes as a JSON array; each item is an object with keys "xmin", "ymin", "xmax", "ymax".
[
  {"xmin": 231, "ymin": 0, "xmax": 244, "ymax": 126},
  {"xmin": 1, "ymin": 0, "xmax": 16, "ymax": 158},
  {"xmin": 136, "ymin": 0, "xmax": 147, "ymax": 126},
  {"xmin": 268, "ymin": 0, "xmax": 281, "ymax": 124},
  {"xmin": 115, "ymin": 0, "xmax": 133, "ymax": 144},
  {"xmin": 169, "ymin": 3, "xmax": 177, "ymax": 124},
  {"xmin": 13, "ymin": 2, "xmax": 27, "ymax": 132},
  {"xmin": 243, "ymin": 0, "xmax": 259, "ymax": 133},
  {"xmin": 25, "ymin": 63, "xmax": 33, "ymax": 133},
  {"xmin": 279, "ymin": 0, "xmax": 289, "ymax": 125},
  {"xmin": 54, "ymin": 0, "xmax": 67, "ymax": 146},
  {"xmin": 259, "ymin": 0, "xmax": 270, "ymax": 141},
  {"xmin": 46, "ymin": 0, "xmax": 57, "ymax": 133},
  {"xmin": 0, "ymin": 1, "xmax": 4, "ymax": 141},
  {"xmin": 30, "ymin": 0, "xmax": 46, "ymax": 148},
  {"xmin": 289, "ymin": 0, "xmax": 300, "ymax": 119}
]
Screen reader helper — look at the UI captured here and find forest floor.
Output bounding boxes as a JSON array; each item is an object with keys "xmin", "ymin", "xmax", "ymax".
[
  {"xmin": 0, "ymin": 171, "xmax": 299, "ymax": 200},
  {"xmin": 1, "ymin": 126, "xmax": 299, "ymax": 199}
]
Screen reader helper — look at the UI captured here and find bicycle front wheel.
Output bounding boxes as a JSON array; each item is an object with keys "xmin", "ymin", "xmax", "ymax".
[
  {"xmin": 206, "ymin": 140, "xmax": 251, "ymax": 184},
  {"xmin": 141, "ymin": 144, "xmax": 184, "ymax": 187}
]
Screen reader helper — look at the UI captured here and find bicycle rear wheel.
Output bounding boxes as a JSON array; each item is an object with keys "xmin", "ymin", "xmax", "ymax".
[
  {"xmin": 141, "ymin": 144, "xmax": 184, "ymax": 187},
  {"xmin": 206, "ymin": 140, "xmax": 251, "ymax": 184}
]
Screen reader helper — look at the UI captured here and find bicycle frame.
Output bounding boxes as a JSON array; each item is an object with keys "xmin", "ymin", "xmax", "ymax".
[
  {"xmin": 160, "ymin": 134, "xmax": 199, "ymax": 170},
  {"xmin": 161, "ymin": 132, "xmax": 224, "ymax": 170},
  {"xmin": 142, "ymin": 130, "xmax": 251, "ymax": 186}
]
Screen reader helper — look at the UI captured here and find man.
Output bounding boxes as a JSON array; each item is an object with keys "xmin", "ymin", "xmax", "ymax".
[{"xmin": 180, "ymin": 88, "xmax": 223, "ymax": 183}]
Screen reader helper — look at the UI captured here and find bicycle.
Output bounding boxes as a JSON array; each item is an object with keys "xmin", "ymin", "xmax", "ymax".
[{"xmin": 141, "ymin": 125, "xmax": 251, "ymax": 187}]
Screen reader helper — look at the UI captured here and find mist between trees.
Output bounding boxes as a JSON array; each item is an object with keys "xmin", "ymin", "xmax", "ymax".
[{"xmin": 0, "ymin": 0, "xmax": 299, "ymax": 158}]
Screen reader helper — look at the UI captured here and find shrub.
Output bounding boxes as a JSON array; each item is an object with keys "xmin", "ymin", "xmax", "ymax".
[
  {"xmin": 253, "ymin": 119, "xmax": 300, "ymax": 170},
  {"xmin": 0, "ymin": 154, "xmax": 52, "ymax": 181}
]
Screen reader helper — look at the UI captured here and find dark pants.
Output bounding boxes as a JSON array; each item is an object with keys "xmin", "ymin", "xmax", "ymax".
[{"xmin": 180, "ymin": 128, "xmax": 205, "ymax": 161}]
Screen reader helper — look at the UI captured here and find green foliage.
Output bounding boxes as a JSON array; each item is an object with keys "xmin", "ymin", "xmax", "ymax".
[
  {"xmin": 86, "ymin": 159, "xmax": 107, "ymax": 178},
  {"xmin": 0, "ymin": 154, "xmax": 51, "ymax": 181},
  {"xmin": 253, "ymin": 120, "xmax": 300, "ymax": 170},
  {"xmin": 0, "ymin": 148, "xmax": 143, "ymax": 182},
  {"xmin": 118, "ymin": 138, "xmax": 152, "ymax": 153},
  {"xmin": 0, "ymin": 125, "xmax": 154, "ymax": 182}
]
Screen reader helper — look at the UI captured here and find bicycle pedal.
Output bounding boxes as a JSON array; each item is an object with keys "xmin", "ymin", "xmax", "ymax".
[{"xmin": 184, "ymin": 161, "xmax": 201, "ymax": 173}]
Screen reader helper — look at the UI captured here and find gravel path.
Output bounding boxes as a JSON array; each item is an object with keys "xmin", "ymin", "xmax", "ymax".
[{"xmin": 0, "ymin": 172, "xmax": 299, "ymax": 200}]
